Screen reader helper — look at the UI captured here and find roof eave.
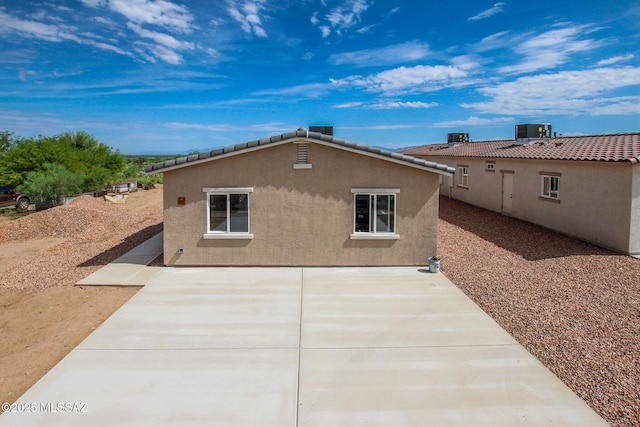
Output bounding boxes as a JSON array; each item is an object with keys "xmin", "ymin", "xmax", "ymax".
[{"xmin": 145, "ymin": 134, "xmax": 455, "ymax": 176}]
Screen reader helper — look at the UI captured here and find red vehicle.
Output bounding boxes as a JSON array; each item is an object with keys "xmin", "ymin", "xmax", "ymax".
[{"xmin": 0, "ymin": 186, "xmax": 30, "ymax": 211}]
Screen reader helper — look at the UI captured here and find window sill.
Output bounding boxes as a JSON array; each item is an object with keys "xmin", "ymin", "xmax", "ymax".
[
  {"xmin": 350, "ymin": 233, "xmax": 400, "ymax": 240},
  {"xmin": 293, "ymin": 163, "xmax": 312, "ymax": 169},
  {"xmin": 203, "ymin": 233, "xmax": 254, "ymax": 240},
  {"xmin": 538, "ymin": 196, "xmax": 561, "ymax": 203},
  {"xmin": 456, "ymin": 185, "xmax": 469, "ymax": 190}
]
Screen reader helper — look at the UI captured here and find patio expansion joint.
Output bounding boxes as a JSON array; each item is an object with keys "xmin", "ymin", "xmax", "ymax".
[
  {"xmin": 299, "ymin": 343, "xmax": 521, "ymax": 350},
  {"xmin": 294, "ymin": 267, "xmax": 305, "ymax": 427}
]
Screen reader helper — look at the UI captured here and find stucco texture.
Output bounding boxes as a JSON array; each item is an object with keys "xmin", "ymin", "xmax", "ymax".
[
  {"xmin": 423, "ymin": 155, "xmax": 638, "ymax": 255},
  {"xmin": 162, "ymin": 141, "xmax": 441, "ymax": 266}
]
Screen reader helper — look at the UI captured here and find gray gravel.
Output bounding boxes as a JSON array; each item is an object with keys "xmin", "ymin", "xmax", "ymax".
[{"xmin": 438, "ymin": 196, "xmax": 639, "ymax": 427}]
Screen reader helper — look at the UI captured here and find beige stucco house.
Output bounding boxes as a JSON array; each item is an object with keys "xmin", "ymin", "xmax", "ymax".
[
  {"xmin": 146, "ymin": 129, "xmax": 454, "ymax": 266},
  {"xmin": 402, "ymin": 133, "xmax": 640, "ymax": 256}
]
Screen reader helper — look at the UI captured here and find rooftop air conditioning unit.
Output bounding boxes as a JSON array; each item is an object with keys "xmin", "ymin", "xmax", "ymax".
[
  {"xmin": 309, "ymin": 126, "xmax": 333, "ymax": 136},
  {"xmin": 447, "ymin": 133, "xmax": 469, "ymax": 147},
  {"xmin": 515, "ymin": 124, "xmax": 551, "ymax": 144}
]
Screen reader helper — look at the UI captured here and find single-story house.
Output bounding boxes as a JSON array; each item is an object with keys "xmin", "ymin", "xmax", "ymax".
[
  {"xmin": 146, "ymin": 129, "xmax": 454, "ymax": 266},
  {"xmin": 402, "ymin": 133, "xmax": 640, "ymax": 256}
]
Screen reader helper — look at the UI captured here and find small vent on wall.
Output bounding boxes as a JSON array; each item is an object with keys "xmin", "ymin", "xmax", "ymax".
[
  {"xmin": 297, "ymin": 144, "xmax": 308, "ymax": 163},
  {"xmin": 294, "ymin": 143, "xmax": 312, "ymax": 169}
]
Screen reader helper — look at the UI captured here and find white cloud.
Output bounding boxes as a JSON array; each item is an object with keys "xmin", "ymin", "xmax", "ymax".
[
  {"xmin": 499, "ymin": 25, "xmax": 602, "ymax": 74},
  {"xmin": 329, "ymin": 42, "xmax": 430, "ymax": 67},
  {"xmin": 333, "ymin": 100, "xmax": 438, "ymax": 110},
  {"xmin": 468, "ymin": 2, "xmax": 506, "ymax": 21},
  {"xmin": 472, "ymin": 30, "xmax": 512, "ymax": 52},
  {"xmin": 252, "ymin": 82, "xmax": 331, "ymax": 97},
  {"xmin": 432, "ymin": 116, "xmax": 513, "ymax": 128},
  {"xmin": 312, "ymin": 0, "xmax": 372, "ymax": 38},
  {"xmin": 334, "ymin": 101, "xmax": 364, "ymax": 109},
  {"xmin": 0, "ymin": 7, "xmax": 137, "ymax": 60},
  {"xmin": 0, "ymin": 9, "xmax": 81, "ymax": 43},
  {"xmin": 597, "ymin": 54, "xmax": 634, "ymax": 66},
  {"xmin": 107, "ymin": 0, "xmax": 194, "ymax": 33},
  {"xmin": 464, "ymin": 67, "xmax": 640, "ymax": 116},
  {"xmin": 227, "ymin": 0, "xmax": 268, "ymax": 38},
  {"xmin": 127, "ymin": 23, "xmax": 194, "ymax": 50},
  {"xmin": 369, "ymin": 101, "xmax": 438, "ymax": 110},
  {"xmin": 79, "ymin": 0, "xmax": 108, "ymax": 7},
  {"xmin": 331, "ymin": 65, "xmax": 469, "ymax": 94}
]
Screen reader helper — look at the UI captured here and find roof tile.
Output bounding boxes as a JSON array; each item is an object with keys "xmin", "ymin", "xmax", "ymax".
[
  {"xmin": 401, "ymin": 133, "xmax": 640, "ymax": 163},
  {"xmin": 145, "ymin": 130, "xmax": 456, "ymax": 175}
]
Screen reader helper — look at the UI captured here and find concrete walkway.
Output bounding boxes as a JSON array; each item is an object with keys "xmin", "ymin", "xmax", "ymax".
[
  {"xmin": 75, "ymin": 232, "xmax": 163, "ymax": 286},
  {"xmin": 1, "ymin": 267, "xmax": 608, "ymax": 427}
]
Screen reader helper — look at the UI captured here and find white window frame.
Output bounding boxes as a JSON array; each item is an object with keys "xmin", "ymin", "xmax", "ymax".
[
  {"xmin": 485, "ymin": 162, "xmax": 495, "ymax": 171},
  {"xmin": 457, "ymin": 166, "xmax": 469, "ymax": 187},
  {"xmin": 541, "ymin": 175, "xmax": 560, "ymax": 200},
  {"xmin": 350, "ymin": 188, "xmax": 400, "ymax": 240},
  {"xmin": 202, "ymin": 187, "xmax": 254, "ymax": 239}
]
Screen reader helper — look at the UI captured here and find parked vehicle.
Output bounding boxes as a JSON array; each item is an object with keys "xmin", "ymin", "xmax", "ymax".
[{"xmin": 0, "ymin": 185, "xmax": 31, "ymax": 211}]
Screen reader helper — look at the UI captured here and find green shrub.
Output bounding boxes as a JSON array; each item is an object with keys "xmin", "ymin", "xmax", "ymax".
[{"xmin": 20, "ymin": 163, "xmax": 83, "ymax": 208}]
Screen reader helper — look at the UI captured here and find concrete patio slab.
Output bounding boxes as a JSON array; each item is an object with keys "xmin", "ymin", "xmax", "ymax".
[
  {"xmin": 301, "ymin": 267, "xmax": 515, "ymax": 348},
  {"xmin": 0, "ymin": 267, "xmax": 609, "ymax": 427},
  {"xmin": 1, "ymin": 348, "xmax": 298, "ymax": 427},
  {"xmin": 78, "ymin": 268, "xmax": 302, "ymax": 350},
  {"xmin": 298, "ymin": 345, "xmax": 604, "ymax": 426}
]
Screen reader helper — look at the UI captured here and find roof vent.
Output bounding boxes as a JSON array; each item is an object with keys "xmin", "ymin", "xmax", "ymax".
[
  {"xmin": 447, "ymin": 133, "xmax": 469, "ymax": 147},
  {"xmin": 515, "ymin": 124, "xmax": 551, "ymax": 145},
  {"xmin": 309, "ymin": 125, "xmax": 333, "ymax": 136}
]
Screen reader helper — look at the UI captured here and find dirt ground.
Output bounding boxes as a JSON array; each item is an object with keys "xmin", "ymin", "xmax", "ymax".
[{"xmin": 0, "ymin": 186, "xmax": 162, "ymax": 408}]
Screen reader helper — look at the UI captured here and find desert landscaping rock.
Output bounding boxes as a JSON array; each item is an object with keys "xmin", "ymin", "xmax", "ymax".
[{"xmin": 439, "ymin": 196, "xmax": 639, "ymax": 427}]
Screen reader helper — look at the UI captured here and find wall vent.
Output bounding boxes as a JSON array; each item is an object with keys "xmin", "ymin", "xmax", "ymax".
[{"xmin": 297, "ymin": 144, "xmax": 308, "ymax": 163}]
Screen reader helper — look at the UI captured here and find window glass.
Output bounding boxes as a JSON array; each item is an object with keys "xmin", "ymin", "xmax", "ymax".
[
  {"xmin": 354, "ymin": 193, "xmax": 396, "ymax": 234},
  {"xmin": 210, "ymin": 194, "xmax": 228, "ymax": 232},
  {"xmin": 229, "ymin": 194, "xmax": 249, "ymax": 232},
  {"xmin": 542, "ymin": 176, "xmax": 559, "ymax": 199},
  {"xmin": 209, "ymin": 193, "xmax": 250, "ymax": 233},
  {"xmin": 355, "ymin": 194, "xmax": 371, "ymax": 232},
  {"xmin": 375, "ymin": 194, "xmax": 395, "ymax": 233},
  {"xmin": 458, "ymin": 166, "xmax": 468, "ymax": 186}
]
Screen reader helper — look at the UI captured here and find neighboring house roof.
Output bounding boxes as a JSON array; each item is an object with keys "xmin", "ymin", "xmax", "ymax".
[
  {"xmin": 401, "ymin": 133, "xmax": 640, "ymax": 163},
  {"xmin": 146, "ymin": 129, "xmax": 455, "ymax": 175}
]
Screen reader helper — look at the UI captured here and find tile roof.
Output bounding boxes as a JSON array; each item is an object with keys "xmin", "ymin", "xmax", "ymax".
[
  {"xmin": 145, "ymin": 129, "xmax": 455, "ymax": 174},
  {"xmin": 401, "ymin": 133, "xmax": 640, "ymax": 163}
]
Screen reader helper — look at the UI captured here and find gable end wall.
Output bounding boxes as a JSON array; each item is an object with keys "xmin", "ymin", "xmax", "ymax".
[{"xmin": 163, "ymin": 142, "xmax": 440, "ymax": 266}]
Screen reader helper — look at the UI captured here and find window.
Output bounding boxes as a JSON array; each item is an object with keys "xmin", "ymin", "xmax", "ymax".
[
  {"xmin": 485, "ymin": 162, "xmax": 495, "ymax": 171},
  {"xmin": 541, "ymin": 175, "xmax": 560, "ymax": 199},
  {"xmin": 351, "ymin": 189, "xmax": 399, "ymax": 239},
  {"xmin": 203, "ymin": 188, "xmax": 253, "ymax": 239},
  {"xmin": 457, "ymin": 166, "xmax": 469, "ymax": 187}
]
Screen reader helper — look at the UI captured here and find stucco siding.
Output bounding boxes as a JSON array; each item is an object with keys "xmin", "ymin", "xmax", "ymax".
[
  {"xmin": 631, "ymin": 164, "xmax": 640, "ymax": 255},
  {"xmin": 421, "ymin": 154, "xmax": 634, "ymax": 254},
  {"xmin": 163, "ymin": 142, "xmax": 440, "ymax": 266}
]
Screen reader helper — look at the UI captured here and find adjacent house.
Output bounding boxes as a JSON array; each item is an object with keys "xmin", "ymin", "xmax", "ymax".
[
  {"xmin": 402, "ymin": 132, "xmax": 640, "ymax": 257},
  {"xmin": 146, "ymin": 129, "xmax": 454, "ymax": 266}
]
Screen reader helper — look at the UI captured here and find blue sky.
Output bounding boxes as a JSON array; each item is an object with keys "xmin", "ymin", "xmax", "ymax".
[{"xmin": 1, "ymin": 0, "xmax": 640, "ymax": 154}]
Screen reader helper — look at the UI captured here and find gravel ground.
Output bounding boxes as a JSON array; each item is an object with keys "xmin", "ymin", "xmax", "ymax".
[
  {"xmin": 438, "ymin": 196, "xmax": 639, "ymax": 427},
  {"xmin": 0, "ymin": 188, "xmax": 163, "ymax": 290}
]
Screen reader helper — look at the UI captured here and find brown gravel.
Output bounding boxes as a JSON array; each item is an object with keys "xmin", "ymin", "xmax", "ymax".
[
  {"xmin": 0, "ymin": 186, "xmax": 162, "ymax": 408},
  {"xmin": 0, "ymin": 188, "xmax": 163, "ymax": 290},
  {"xmin": 438, "ymin": 196, "xmax": 640, "ymax": 427}
]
